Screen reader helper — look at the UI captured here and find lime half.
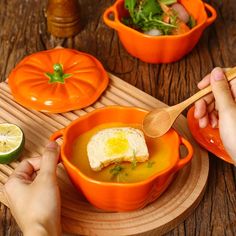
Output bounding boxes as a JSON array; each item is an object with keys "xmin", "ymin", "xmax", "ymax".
[{"xmin": 0, "ymin": 123, "xmax": 25, "ymax": 164}]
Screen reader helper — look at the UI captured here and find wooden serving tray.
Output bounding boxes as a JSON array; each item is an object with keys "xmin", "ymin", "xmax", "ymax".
[{"xmin": 0, "ymin": 73, "xmax": 209, "ymax": 236}]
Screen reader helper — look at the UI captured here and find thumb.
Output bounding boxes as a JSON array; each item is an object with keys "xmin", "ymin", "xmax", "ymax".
[
  {"xmin": 40, "ymin": 141, "xmax": 60, "ymax": 176},
  {"xmin": 210, "ymin": 67, "xmax": 235, "ymax": 112}
]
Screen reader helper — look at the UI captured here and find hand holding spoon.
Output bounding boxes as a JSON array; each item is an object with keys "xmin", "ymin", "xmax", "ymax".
[{"xmin": 143, "ymin": 67, "xmax": 236, "ymax": 138}]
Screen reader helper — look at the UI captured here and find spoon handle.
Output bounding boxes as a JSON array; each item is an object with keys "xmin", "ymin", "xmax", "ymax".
[{"xmin": 181, "ymin": 67, "xmax": 236, "ymax": 108}]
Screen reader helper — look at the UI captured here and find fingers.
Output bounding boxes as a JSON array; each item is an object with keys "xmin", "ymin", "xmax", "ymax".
[
  {"xmin": 229, "ymin": 78, "xmax": 236, "ymax": 100},
  {"xmin": 39, "ymin": 141, "xmax": 60, "ymax": 176},
  {"xmin": 210, "ymin": 67, "xmax": 235, "ymax": 113},
  {"xmin": 9, "ymin": 158, "xmax": 41, "ymax": 182},
  {"xmin": 195, "ymin": 74, "xmax": 214, "ymax": 120},
  {"xmin": 197, "ymin": 74, "xmax": 210, "ymax": 89},
  {"xmin": 209, "ymin": 111, "xmax": 218, "ymax": 128},
  {"xmin": 194, "ymin": 67, "xmax": 235, "ymax": 129},
  {"xmin": 198, "ymin": 115, "xmax": 209, "ymax": 128},
  {"xmin": 194, "ymin": 96, "xmax": 213, "ymax": 128},
  {"xmin": 194, "ymin": 96, "xmax": 215, "ymax": 116},
  {"xmin": 194, "ymin": 99, "xmax": 207, "ymax": 119},
  {"xmin": 7, "ymin": 142, "xmax": 59, "ymax": 184}
]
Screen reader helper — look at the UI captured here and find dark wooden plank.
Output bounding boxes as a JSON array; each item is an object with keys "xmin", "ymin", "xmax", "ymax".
[{"xmin": 0, "ymin": 0, "xmax": 235, "ymax": 235}]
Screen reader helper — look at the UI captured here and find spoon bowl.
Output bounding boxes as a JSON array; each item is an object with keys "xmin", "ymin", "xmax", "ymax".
[{"xmin": 143, "ymin": 107, "xmax": 175, "ymax": 138}]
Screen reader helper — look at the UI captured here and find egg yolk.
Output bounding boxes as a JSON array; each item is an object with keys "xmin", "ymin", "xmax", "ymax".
[{"xmin": 105, "ymin": 131, "xmax": 129, "ymax": 156}]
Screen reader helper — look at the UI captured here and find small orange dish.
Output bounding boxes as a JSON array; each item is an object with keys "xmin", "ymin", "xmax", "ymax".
[
  {"xmin": 103, "ymin": 0, "xmax": 216, "ymax": 63},
  {"xmin": 187, "ymin": 106, "xmax": 234, "ymax": 164},
  {"xmin": 50, "ymin": 106, "xmax": 193, "ymax": 212},
  {"xmin": 8, "ymin": 48, "xmax": 109, "ymax": 113}
]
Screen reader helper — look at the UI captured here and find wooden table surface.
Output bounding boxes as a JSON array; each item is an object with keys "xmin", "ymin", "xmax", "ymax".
[{"xmin": 0, "ymin": 0, "xmax": 235, "ymax": 235}]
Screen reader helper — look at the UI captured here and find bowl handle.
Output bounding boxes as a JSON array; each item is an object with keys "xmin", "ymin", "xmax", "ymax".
[
  {"xmin": 50, "ymin": 128, "xmax": 65, "ymax": 141},
  {"xmin": 175, "ymin": 137, "xmax": 194, "ymax": 171},
  {"xmin": 103, "ymin": 5, "xmax": 120, "ymax": 30},
  {"xmin": 50, "ymin": 129, "xmax": 65, "ymax": 162},
  {"xmin": 204, "ymin": 3, "xmax": 217, "ymax": 27}
]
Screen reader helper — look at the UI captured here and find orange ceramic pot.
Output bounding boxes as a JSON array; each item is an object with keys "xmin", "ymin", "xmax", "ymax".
[
  {"xmin": 51, "ymin": 106, "xmax": 193, "ymax": 211},
  {"xmin": 103, "ymin": 0, "xmax": 217, "ymax": 63}
]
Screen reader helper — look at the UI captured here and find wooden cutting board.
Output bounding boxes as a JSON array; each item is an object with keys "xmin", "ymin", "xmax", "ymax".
[{"xmin": 0, "ymin": 73, "xmax": 209, "ymax": 236}]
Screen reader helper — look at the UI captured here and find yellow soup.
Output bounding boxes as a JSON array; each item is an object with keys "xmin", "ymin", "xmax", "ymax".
[{"xmin": 71, "ymin": 122, "xmax": 172, "ymax": 183}]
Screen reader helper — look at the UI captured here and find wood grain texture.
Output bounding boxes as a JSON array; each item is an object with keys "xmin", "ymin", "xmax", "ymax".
[
  {"xmin": 0, "ymin": 0, "xmax": 235, "ymax": 235},
  {"xmin": 0, "ymin": 77, "xmax": 209, "ymax": 236}
]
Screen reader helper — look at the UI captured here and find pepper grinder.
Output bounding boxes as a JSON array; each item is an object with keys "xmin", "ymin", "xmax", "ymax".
[{"xmin": 46, "ymin": 0, "xmax": 80, "ymax": 38}]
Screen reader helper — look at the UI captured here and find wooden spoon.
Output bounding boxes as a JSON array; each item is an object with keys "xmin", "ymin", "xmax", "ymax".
[{"xmin": 143, "ymin": 67, "xmax": 236, "ymax": 138}]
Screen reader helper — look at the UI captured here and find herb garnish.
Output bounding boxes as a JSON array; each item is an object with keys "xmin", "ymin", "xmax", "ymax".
[
  {"xmin": 110, "ymin": 164, "xmax": 124, "ymax": 176},
  {"xmin": 147, "ymin": 160, "xmax": 155, "ymax": 168},
  {"xmin": 131, "ymin": 149, "xmax": 137, "ymax": 169},
  {"xmin": 110, "ymin": 164, "xmax": 126, "ymax": 182}
]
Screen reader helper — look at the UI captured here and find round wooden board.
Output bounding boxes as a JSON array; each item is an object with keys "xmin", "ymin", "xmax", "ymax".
[
  {"xmin": 57, "ymin": 115, "xmax": 209, "ymax": 236},
  {"xmin": 0, "ymin": 77, "xmax": 209, "ymax": 236}
]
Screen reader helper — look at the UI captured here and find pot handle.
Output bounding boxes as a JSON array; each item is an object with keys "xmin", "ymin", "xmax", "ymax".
[
  {"xmin": 175, "ymin": 137, "xmax": 194, "ymax": 171},
  {"xmin": 50, "ymin": 128, "xmax": 65, "ymax": 141},
  {"xmin": 103, "ymin": 5, "xmax": 120, "ymax": 30},
  {"xmin": 204, "ymin": 3, "xmax": 217, "ymax": 27}
]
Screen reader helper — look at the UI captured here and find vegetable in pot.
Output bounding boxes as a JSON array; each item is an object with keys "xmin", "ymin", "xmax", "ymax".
[
  {"xmin": 171, "ymin": 3, "xmax": 189, "ymax": 23},
  {"xmin": 144, "ymin": 28, "xmax": 163, "ymax": 36},
  {"xmin": 123, "ymin": 0, "xmax": 196, "ymax": 35}
]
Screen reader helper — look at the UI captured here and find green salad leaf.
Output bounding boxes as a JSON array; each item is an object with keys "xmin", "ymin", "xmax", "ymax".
[
  {"xmin": 159, "ymin": 0, "xmax": 177, "ymax": 5},
  {"xmin": 141, "ymin": 0, "xmax": 162, "ymax": 17},
  {"xmin": 124, "ymin": 0, "xmax": 136, "ymax": 17},
  {"xmin": 124, "ymin": 0, "xmax": 177, "ymax": 34}
]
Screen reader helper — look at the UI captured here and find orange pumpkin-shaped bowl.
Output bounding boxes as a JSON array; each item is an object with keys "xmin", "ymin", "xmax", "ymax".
[
  {"xmin": 50, "ymin": 106, "xmax": 193, "ymax": 212},
  {"xmin": 8, "ymin": 48, "xmax": 109, "ymax": 113},
  {"xmin": 103, "ymin": 0, "xmax": 217, "ymax": 63}
]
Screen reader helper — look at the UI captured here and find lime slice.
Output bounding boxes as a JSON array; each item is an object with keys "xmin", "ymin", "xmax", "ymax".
[{"xmin": 0, "ymin": 123, "xmax": 25, "ymax": 164}]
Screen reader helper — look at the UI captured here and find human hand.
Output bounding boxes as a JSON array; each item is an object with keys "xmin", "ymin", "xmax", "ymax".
[
  {"xmin": 194, "ymin": 67, "xmax": 236, "ymax": 164},
  {"xmin": 3, "ymin": 141, "xmax": 61, "ymax": 236}
]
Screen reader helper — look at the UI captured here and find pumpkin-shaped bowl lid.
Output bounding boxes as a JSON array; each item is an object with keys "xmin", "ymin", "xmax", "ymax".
[
  {"xmin": 8, "ymin": 48, "xmax": 109, "ymax": 113},
  {"xmin": 187, "ymin": 106, "xmax": 234, "ymax": 164}
]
